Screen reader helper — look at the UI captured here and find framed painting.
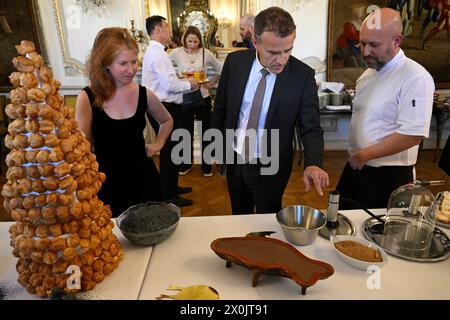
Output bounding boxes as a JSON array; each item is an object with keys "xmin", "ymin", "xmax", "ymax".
[
  {"xmin": 0, "ymin": 0, "xmax": 46, "ymax": 92},
  {"xmin": 327, "ymin": 0, "xmax": 450, "ymax": 89},
  {"xmin": 166, "ymin": 0, "xmax": 186, "ymax": 45},
  {"xmin": 0, "ymin": 95, "xmax": 7, "ymax": 123},
  {"xmin": 0, "ymin": 95, "xmax": 8, "ymax": 142}
]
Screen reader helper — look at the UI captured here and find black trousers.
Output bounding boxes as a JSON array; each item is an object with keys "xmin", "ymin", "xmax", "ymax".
[
  {"xmin": 149, "ymin": 102, "xmax": 182, "ymax": 200},
  {"xmin": 179, "ymin": 96, "xmax": 212, "ymax": 173},
  {"xmin": 336, "ymin": 163, "xmax": 414, "ymax": 210},
  {"xmin": 226, "ymin": 157, "xmax": 285, "ymax": 215},
  {"xmin": 439, "ymin": 137, "xmax": 450, "ymax": 175}
]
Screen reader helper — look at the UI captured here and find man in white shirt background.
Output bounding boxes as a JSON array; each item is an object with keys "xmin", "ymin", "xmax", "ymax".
[
  {"xmin": 336, "ymin": 8, "xmax": 434, "ymax": 209},
  {"xmin": 142, "ymin": 15, "xmax": 199, "ymax": 207}
]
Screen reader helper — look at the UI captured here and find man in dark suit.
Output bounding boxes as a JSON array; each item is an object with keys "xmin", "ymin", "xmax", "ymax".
[{"xmin": 212, "ymin": 7, "xmax": 329, "ymax": 215}]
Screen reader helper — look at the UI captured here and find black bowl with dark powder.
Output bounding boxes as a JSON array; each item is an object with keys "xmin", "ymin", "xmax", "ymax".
[
  {"xmin": 0, "ymin": 281, "xmax": 17, "ymax": 300},
  {"xmin": 116, "ymin": 202, "xmax": 180, "ymax": 246}
]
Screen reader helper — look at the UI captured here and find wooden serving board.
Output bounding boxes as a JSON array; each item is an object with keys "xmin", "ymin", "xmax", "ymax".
[{"xmin": 211, "ymin": 236, "xmax": 334, "ymax": 295}]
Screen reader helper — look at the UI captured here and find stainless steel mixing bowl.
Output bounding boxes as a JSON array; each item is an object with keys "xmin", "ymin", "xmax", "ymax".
[{"xmin": 276, "ymin": 205, "xmax": 327, "ymax": 246}]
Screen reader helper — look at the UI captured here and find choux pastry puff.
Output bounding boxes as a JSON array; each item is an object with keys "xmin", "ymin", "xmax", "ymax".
[{"xmin": 2, "ymin": 40, "xmax": 123, "ymax": 298}]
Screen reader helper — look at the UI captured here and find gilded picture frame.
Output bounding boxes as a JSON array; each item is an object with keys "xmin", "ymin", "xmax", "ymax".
[
  {"xmin": 327, "ymin": 0, "xmax": 450, "ymax": 89},
  {"xmin": 166, "ymin": 0, "xmax": 187, "ymax": 45},
  {"xmin": 0, "ymin": 0, "xmax": 46, "ymax": 92}
]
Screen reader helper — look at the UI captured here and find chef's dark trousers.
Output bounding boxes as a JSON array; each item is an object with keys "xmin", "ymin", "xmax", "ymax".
[
  {"xmin": 439, "ymin": 137, "xmax": 450, "ymax": 175},
  {"xmin": 336, "ymin": 163, "xmax": 414, "ymax": 210},
  {"xmin": 149, "ymin": 102, "xmax": 183, "ymax": 200}
]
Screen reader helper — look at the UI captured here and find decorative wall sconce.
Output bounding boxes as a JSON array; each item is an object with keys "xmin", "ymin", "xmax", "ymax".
[
  {"xmin": 129, "ymin": 19, "xmax": 148, "ymax": 67},
  {"xmin": 218, "ymin": 17, "xmax": 231, "ymax": 29},
  {"xmin": 216, "ymin": 9, "xmax": 231, "ymax": 29}
]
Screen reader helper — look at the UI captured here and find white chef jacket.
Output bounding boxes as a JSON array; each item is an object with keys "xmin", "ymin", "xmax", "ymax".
[
  {"xmin": 349, "ymin": 49, "xmax": 434, "ymax": 167},
  {"xmin": 141, "ymin": 40, "xmax": 191, "ymax": 104}
]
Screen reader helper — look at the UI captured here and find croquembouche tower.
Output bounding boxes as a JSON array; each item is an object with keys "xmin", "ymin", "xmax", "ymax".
[{"xmin": 2, "ymin": 40, "xmax": 123, "ymax": 298}]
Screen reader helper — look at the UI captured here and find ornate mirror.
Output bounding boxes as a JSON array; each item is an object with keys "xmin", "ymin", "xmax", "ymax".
[{"xmin": 177, "ymin": 0, "xmax": 218, "ymax": 49}]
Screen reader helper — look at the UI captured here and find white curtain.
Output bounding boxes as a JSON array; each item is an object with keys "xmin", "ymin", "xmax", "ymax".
[{"xmin": 147, "ymin": 0, "xmax": 169, "ymax": 17}]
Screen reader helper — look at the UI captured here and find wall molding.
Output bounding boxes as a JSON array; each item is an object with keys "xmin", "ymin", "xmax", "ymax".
[{"xmin": 52, "ymin": 0, "xmax": 86, "ymax": 75}]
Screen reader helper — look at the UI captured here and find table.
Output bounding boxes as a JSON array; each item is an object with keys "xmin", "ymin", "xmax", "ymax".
[
  {"xmin": 2, "ymin": 210, "xmax": 449, "ymax": 300},
  {"xmin": 0, "ymin": 223, "xmax": 153, "ymax": 300},
  {"xmin": 139, "ymin": 209, "xmax": 450, "ymax": 300}
]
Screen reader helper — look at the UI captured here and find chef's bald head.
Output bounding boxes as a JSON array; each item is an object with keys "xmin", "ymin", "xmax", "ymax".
[
  {"xmin": 362, "ymin": 7, "xmax": 403, "ymax": 40},
  {"xmin": 359, "ymin": 7, "xmax": 403, "ymax": 70}
]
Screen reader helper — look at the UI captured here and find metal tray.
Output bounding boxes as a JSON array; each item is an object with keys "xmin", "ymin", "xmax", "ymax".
[
  {"xmin": 319, "ymin": 213, "xmax": 356, "ymax": 240},
  {"xmin": 362, "ymin": 215, "xmax": 450, "ymax": 262},
  {"xmin": 436, "ymin": 220, "xmax": 450, "ymax": 229}
]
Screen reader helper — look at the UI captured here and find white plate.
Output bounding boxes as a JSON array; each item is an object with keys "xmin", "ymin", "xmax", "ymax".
[{"xmin": 331, "ymin": 235, "xmax": 388, "ymax": 270}]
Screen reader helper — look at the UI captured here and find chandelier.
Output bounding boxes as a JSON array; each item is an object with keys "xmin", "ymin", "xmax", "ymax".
[{"xmin": 76, "ymin": 0, "xmax": 107, "ymax": 12}]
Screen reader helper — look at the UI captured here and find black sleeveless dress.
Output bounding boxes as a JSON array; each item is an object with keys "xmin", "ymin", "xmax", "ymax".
[{"xmin": 83, "ymin": 85, "xmax": 161, "ymax": 217}]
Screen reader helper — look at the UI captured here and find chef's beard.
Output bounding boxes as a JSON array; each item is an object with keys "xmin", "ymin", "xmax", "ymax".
[
  {"xmin": 243, "ymin": 32, "xmax": 252, "ymax": 45},
  {"xmin": 364, "ymin": 56, "xmax": 386, "ymax": 71},
  {"xmin": 364, "ymin": 47, "xmax": 394, "ymax": 71}
]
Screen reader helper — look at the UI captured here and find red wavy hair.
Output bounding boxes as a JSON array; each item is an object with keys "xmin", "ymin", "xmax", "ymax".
[{"xmin": 86, "ymin": 27, "xmax": 138, "ymax": 107}]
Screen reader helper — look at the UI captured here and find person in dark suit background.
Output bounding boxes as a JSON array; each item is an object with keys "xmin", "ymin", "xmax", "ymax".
[{"xmin": 212, "ymin": 6, "xmax": 329, "ymax": 215}]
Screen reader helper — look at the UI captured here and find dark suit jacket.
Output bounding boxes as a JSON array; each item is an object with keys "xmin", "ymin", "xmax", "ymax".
[{"xmin": 212, "ymin": 49, "xmax": 324, "ymax": 188}]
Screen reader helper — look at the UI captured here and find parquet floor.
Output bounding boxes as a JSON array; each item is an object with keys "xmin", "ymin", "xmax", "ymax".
[
  {"xmin": 0, "ymin": 150, "xmax": 448, "ymax": 221},
  {"xmin": 177, "ymin": 150, "xmax": 450, "ymax": 217}
]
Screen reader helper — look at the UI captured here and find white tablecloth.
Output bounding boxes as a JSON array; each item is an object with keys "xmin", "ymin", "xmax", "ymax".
[
  {"xmin": 139, "ymin": 209, "xmax": 450, "ymax": 300},
  {"xmin": 1, "ymin": 209, "xmax": 449, "ymax": 300},
  {"xmin": 0, "ymin": 223, "xmax": 152, "ymax": 300}
]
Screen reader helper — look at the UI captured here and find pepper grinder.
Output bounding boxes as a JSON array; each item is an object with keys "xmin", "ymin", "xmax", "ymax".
[
  {"xmin": 326, "ymin": 191, "xmax": 340, "ymax": 229},
  {"xmin": 319, "ymin": 190, "xmax": 356, "ymax": 240}
]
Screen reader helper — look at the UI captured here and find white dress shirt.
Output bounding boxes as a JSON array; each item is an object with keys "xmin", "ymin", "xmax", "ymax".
[
  {"xmin": 349, "ymin": 49, "xmax": 434, "ymax": 167},
  {"xmin": 169, "ymin": 47, "xmax": 223, "ymax": 98},
  {"xmin": 141, "ymin": 40, "xmax": 191, "ymax": 104},
  {"xmin": 234, "ymin": 53, "xmax": 277, "ymax": 158}
]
